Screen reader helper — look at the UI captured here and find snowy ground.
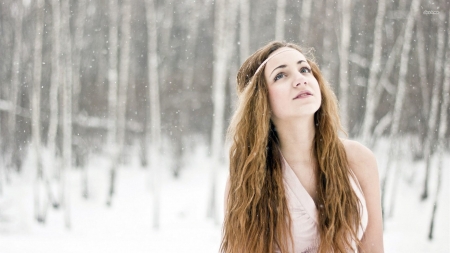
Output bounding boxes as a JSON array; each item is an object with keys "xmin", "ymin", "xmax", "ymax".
[{"xmin": 0, "ymin": 140, "xmax": 448, "ymax": 252}]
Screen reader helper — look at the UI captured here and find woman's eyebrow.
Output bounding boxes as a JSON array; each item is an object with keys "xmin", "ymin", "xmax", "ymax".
[{"xmin": 270, "ymin": 60, "xmax": 306, "ymax": 76}]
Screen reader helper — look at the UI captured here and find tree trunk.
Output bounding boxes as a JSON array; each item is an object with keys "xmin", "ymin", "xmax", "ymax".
[
  {"xmin": 208, "ymin": 0, "xmax": 238, "ymax": 223},
  {"xmin": 144, "ymin": 0, "xmax": 161, "ymax": 229},
  {"xmin": 239, "ymin": 0, "xmax": 250, "ymax": 64},
  {"xmin": 413, "ymin": 14, "xmax": 429, "ymax": 161},
  {"xmin": 72, "ymin": 0, "xmax": 87, "ymax": 115},
  {"xmin": 61, "ymin": 0, "xmax": 73, "ymax": 229},
  {"xmin": 421, "ymin": 11, "xmax": 445, "ymax": 201},
  {"xmin": 299, "ymin": 0, "xmax": 312, "ymax": 45},
  {"xmin": 48, "ymin": 0, "xmax": 61, "ymax": 181},
  {"xmin": 338, "ymin": 0, "xmax": 352, "ymax": 131},
  {"xmin": 321, "ymin": 0, "xmax": 336, "ymax": 81},
  {"xmin": 429, "ymin": 13, "xmax": 450, "ymax": 238},
  {"xmin": 7, "ymin": 1, "xmax": 23, "ymax": 175},
  {"xmin": 106, "ymin": 0, "xmax": 119, "ymax": 207},
  {"xmin": 360, "ymin": 0, "xmax": 386, "ymax": 145},
  {"xmin": 32, "ymin": 0, "xmax": 46, "ymax": 223},
  {"xmin": 275, "ymin": 0, "xmax": 286, "ymax": 41},
  {"xmin": 381, "ymin": 0, "xmax": 420, "ymax": 218}
]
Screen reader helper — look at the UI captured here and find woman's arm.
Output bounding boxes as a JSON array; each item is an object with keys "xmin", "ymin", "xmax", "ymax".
[{"xmin": 343, "ymin": 140, "xmax": 385, "ymax": 253}]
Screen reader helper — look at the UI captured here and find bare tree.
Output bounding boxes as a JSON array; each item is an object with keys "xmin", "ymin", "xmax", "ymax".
[
  {"xmin": 299, "ymin": 0, "xmax": 312, "ymax": 45},
  {"xmin": 275, "ymin": 0, "xmax": 286, "ymax": 41},
  {"xmin": 360, "ymin": 0, "xmax": 386, "ymax": 145},
  {"xmin": 380, "ymin": 0, "xmax": 421, "ymax": 218},
  {"xmin": 208, "ymin": 0, "xmax": 239, "ymax": 222},
  {"xmin": 31, "ymin": 0, "xmax": 46, "ymax": 223},
  {"xmin": 239, "ymin": 0, "xmax": 250, "ymax": 64},
  {"xmin": 72, "ymin": 0, "xmax": 87, "ymax": 115},
  {"xmin": 428, "ymin": 13, "xmax": 450, "ymax": 239},
  {"xmin": 320, "ymin": 0, "xmax": 335, "ymax": 81},
  {"xmin": 7, "ymin": 1, "xmax": 23, "ymax": 174},
  {"xmin": 421, "ymin": 11, "xmax": 445, "ymax": 200},
  {"xmin": 144, "ymin": 0, "xmax": 161, "ymax": 229},
  {"xmin": 61, "ymin": 0, "xmax": 74, "ymax": 229},
  {"xmin": 338, "ymin": 0, "xmax": 352, "ymax": 130},
  {"xmin": 106, "ymin": 0, "xmax": 119, "ymax": 207},
  {"xmin": 48, "ymin": 0, "xmax": 61, "ymax": 183}
]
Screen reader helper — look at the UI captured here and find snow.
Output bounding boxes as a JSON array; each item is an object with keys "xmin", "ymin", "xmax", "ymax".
[{"xmin": 0, "ymin": 139, "xmax": 448, "ymax": 252}]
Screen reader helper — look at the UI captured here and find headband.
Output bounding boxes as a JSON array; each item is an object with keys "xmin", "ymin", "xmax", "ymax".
[{"xmin": 253, "ymin": 48, "xmax": 300, "ymax": 76}]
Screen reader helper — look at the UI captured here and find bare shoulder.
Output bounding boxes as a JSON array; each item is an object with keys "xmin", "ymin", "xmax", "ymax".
[
  {"xmin": 340, "ymin": 139, "xmax": 378, "ymax": 178},
  {"xmin": 340, "ymin": 140, "xmax": 385, "ymax": 252}
]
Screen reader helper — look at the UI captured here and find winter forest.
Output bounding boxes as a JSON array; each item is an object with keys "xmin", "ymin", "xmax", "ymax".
[{"xmin": 0, "ymin": 0, "xmax": 449, "ymax": 252}]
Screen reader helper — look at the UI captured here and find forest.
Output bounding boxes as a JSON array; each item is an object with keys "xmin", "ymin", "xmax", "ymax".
[{"xmin": 0, "ymin": 0, "xmax": 448, "ymax": 251}]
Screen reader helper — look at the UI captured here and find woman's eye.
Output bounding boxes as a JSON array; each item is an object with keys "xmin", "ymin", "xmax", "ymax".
[
  {"xmin": 274, "ymin": 73, "xmax": 285, "ymax": 81},
  {"xmin": 300, "ymin": 67, "xmax": 311, "ymax": 73}
]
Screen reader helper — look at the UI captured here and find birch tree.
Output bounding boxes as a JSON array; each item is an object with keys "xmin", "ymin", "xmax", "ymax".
[
  {"xmin": 61, "ymin": 0, "xmax": 73, "ymax": 228},
  {"xmin": 72, "ymin": 0, "xmax": 87, "ymax": 115},
  {"xmin": 208, "ymin": 0, "xmax": 239, "ymax": 222},
  {"xmin": 421, "ymin": 12, "xmax": 445, "ymax": 200},
  {"xmin": 299, "ymin": 0, "xmax": 312, "ymax": 44},
  {"xmin": 321, "ymin": 0, "xmax": 335, "ymax": 80},
  {"xmin": 239, "ymin": 0, "xmax": 250, "ymax": 64},
  {"xmin": 106, "ymin": 0, "xmax": 119, "ymax": 206},
  {"xmin": 31, "ymin": 0, "xmax": 46, "ymax": 223},
  {"xmin": 7, "ymin": 1, "xmax": 23, "ymax": 173},
  {"xmin": 48, "ymin": 0, "xmax": 61, "ymax": 185},
  {"xmin": 338, "ymin": 0, "xmax": 352, "ymax": 130},
  {"xmin": 144, "ymin": 0, "xmax": 161, "ymax": 229},
  {"xmin": 380, "ymin": 0, "xmax": 420, "ymax": 218},
  {"xmin": 429, "ymin": 13, "xmax": 450, "ymax": 238},
  {"xmin": 107, "ymin": 0, "xmax": 131, "ymax": 207},
  {"xmin": 275, "ymin": 0, "xmax": 286, "ymax": 41},
  {"xmin": 360, "ymin": 0, "xmax": 386, "ymax": 145}
]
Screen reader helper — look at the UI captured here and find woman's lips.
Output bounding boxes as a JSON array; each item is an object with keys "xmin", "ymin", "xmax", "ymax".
[{"xmin": 293, "ymin": 91, "xmax": 312, "ymax": 99}]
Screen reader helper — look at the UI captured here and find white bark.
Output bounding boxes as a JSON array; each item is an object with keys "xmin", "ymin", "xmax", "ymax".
[
  {"xmin": 48, "ymin": 0, "xmax": 61, "ymax": 178},
  {"xmin": 421, "ymin": 12, "xmax": 445, "ymax": 200},
  {"xmin": 299, "ymin": 0, "xmax": 312, "ymax": 44},
  {"xmin": 321, "ymin": 0, "xmax": 335, "ymax": 80},
  {"xmin": 275, "ymin": 0, "xmax": 286, "ymax": 41},
  {"xmin": 107, "ymin": 0, "xmax": 119, "ymax": 151},
  {"xmin": 239, "ymin": 0, "xmax": 249, "ymax": 64},
  {"xmin": 208, "ymin": 0, "xmax": 239, "ymax": 222},
  {"xmin": 416, "ymin": 16, "xmax": 430, "ymax": 116},
  {"xmin": 429, "ymin": 13, "xmax": 450, "ymax": 238},
  {"xmin": 381, "ymin": 0, "xmax": 420, "ymax": 216},
  {"xmin": 144, "ymin": 0, "xmax": 161, "ymax": 229},
  {"xmin": 61, "ymin": 0, "xmax": 73, "ymax": 229},
  {"xmin": 106, "ymin": 0, "xmax": 119, "ymax": 207},
  {"xmin": 360, "ymin": 0, "xmax": 386, "ymax": 144},
  {"xmin": 7, "ymin": 1, "xmax": 23, "ymax": 172},
  {"xmin": 32, "ymin": 0, "xmax": 45, "ymax": 223},
  {"xmin": 338, "ymin": 0, "xmax": 351, "ymax": 131},
  {"xmin": 117, "ymin": 0, "xmax": 131, "ymax": 154},
  {"xmin": 72, "ymin": 0, "xmax": 87, "ymax": 114}
]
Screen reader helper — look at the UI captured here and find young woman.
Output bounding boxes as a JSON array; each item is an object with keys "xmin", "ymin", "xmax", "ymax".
[{"xmin": 221, "ymin": 41, "xmax": 384, "ymax": 253}]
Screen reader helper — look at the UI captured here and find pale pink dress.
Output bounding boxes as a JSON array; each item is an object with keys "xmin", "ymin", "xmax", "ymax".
[{"xmin": 277, "ymin": 156, "xmax": 368, "ymax": 253}]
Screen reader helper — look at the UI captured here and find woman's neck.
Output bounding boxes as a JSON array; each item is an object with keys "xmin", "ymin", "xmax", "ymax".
[{"xmin": 273, "ymin": 115, "xmax": 316, "ymax": 164}]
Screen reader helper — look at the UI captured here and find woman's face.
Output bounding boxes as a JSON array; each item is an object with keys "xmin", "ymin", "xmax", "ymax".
[{"xmin": 263, "ymin": 48, "xmax": 321, "ymax": 122}]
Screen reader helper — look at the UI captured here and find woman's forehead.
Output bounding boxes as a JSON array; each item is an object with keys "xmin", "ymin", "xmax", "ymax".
[{"xmin": 264, "ymin": 48, "xmax": 307, "ymax": 74}]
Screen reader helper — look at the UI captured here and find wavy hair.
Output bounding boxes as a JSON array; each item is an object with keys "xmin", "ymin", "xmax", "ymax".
[{"xmin": 220, "ymin": 41, "xmax": 362, "ymax": 253}]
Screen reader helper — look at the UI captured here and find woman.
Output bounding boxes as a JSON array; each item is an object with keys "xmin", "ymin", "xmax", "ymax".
[{"xmin": 220, "ymin": 41, "xmax": 384, "ymax": 253}]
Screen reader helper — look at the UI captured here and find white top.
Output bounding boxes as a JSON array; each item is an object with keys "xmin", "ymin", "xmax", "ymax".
[{"xmin": 276, "ymin": 156, "xmax": 368, "ymax": 253}]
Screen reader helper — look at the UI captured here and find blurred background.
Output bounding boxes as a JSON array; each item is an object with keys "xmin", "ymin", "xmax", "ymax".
[{"xmin": 0, "ymin": 0, "xmax": 449, "ymax": 252}]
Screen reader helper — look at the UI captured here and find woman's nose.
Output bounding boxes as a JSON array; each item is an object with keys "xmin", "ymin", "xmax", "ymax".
[{"xmin": 293, "ymin": 71, "xmax": 307, "ymax": 87}]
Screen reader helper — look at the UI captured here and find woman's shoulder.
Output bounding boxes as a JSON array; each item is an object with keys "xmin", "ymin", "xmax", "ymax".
[{"xmin": 339, "ymin": 139, "xmax": 379, "ymax": 186}]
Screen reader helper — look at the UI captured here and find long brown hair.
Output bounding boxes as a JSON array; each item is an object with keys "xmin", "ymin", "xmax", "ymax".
[{"xmin": 220, "ymin": 41, "xmax": 362, "ymax": 253}]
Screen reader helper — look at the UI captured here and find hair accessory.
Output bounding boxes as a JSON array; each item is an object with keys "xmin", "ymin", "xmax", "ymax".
[{"xmin": 253, "ymin": 48, "xmax": 299, "ymax": 76}]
